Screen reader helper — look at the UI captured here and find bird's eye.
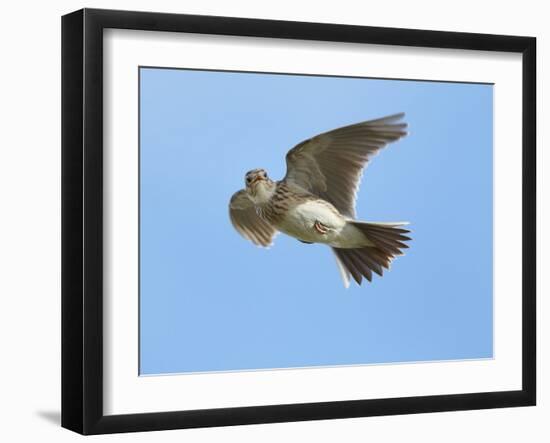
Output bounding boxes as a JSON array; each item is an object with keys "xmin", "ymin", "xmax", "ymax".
[
  {"xmin": 263, "ymin": 172, "xmax": 267, "ymax": 178},
  {"xmin": 246, "ymin": 177, "xmax": 252, "ymax": 183}
]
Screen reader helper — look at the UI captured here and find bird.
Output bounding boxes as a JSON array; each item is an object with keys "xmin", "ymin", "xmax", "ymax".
[{"xmin": 228, "ymin": 113, "xmax": 410, "ymax": 287}]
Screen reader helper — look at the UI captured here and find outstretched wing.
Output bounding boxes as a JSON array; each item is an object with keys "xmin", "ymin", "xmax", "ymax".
[
  {"xmin": 284, "ymin": 113, "xmax": 407, "ymax": 218},
  {"xmin": 229, "ymin": 190, "xmax": 277, "ymax": 247}
]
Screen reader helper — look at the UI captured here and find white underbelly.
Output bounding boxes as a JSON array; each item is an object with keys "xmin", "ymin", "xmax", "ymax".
[{"xmin": 276, "ymin": 200, "xmax": 346, "ymax": 244}]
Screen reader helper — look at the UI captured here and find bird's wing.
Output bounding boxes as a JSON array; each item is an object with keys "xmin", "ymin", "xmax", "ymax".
[
  {"xmin": 229, "ymin": 189, "xmax": 277, "ymax": 247},
  {"xmin": 284, "ymin": 113, "xmax": 407, "ymax": 218}
]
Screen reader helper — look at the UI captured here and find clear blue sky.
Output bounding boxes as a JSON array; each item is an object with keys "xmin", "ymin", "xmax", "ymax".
[{"xmin": 139, "ymin": 67, "xmax": 493, "ymax": 375}]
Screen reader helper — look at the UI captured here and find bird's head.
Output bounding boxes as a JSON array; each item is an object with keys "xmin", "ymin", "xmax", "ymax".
[{"xmin": 245, "ymin": 168, "xmax": 275, "ymax": 203}]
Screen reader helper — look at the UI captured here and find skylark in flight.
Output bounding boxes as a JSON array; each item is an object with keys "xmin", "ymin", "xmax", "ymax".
[{"xmin": 229, "ymin": 113, "xmax": 410, "ymax": 287}]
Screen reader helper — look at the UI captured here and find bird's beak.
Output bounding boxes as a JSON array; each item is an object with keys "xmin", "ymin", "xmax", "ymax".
[{"xmin": 251, "ymin": 176, "xmax": 264, "ymax": 185}]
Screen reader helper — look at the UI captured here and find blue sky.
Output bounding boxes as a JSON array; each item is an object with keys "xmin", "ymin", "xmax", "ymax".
[{"xmin": 139, "ymin": 67, "xmax": 493, "ymax": 375}]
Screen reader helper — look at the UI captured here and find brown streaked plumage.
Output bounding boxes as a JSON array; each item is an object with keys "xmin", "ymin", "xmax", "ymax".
[{"xmin": 228, "ymin": 113, "xmax": 411, "ymax": 287}]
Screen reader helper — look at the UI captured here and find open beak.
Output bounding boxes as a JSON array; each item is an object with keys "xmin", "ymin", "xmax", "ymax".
[{"xmin": 251, "ymin": 176, "xmax": 264, "ymax": 185}]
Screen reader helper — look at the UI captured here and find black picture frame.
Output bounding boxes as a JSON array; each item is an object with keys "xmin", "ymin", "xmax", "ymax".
[{"xmin": 62, "ymin": 8, "xmax": 536, "ymax": 435}]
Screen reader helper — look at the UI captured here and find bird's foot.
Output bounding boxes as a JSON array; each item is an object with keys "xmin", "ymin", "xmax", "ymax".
[{"xmin": 314, "ymin": 220, "xmax": 329, "ymax": 235}]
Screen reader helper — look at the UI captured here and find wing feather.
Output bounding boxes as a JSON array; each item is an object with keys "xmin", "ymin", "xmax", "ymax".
[
  {"xmin": 284, "ymin": 113, "xmax": 407, "ymax": 217},
  {"xmin": 229, "ymin": 190, "xmax": 277, "ymax": 247}
]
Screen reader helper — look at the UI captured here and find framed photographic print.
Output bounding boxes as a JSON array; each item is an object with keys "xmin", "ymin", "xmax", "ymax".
[{"xmin": 61, "ymin": 8, "xmax": 536, "ymax": 435}]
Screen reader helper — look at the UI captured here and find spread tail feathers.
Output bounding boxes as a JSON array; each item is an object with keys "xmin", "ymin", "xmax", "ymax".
[{"xmin": 332, "ymin": 221, "xmax": 411, "ymax": 287}]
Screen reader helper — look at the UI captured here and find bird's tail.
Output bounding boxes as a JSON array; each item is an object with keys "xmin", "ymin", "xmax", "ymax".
[{"xmin": 332, "ymin": 221, "xmax": 411, "ymax": 287}]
